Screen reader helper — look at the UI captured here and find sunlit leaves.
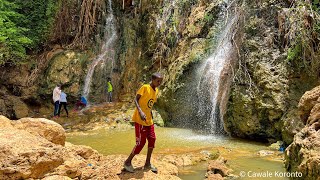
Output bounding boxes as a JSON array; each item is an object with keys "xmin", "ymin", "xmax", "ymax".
[{"xmin": 0, "ymin": 0, "xmax": 32, "ymax": 65}]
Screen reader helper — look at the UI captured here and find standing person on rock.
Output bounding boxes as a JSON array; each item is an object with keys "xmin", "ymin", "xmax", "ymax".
[
  {"xmin": 58, "ymin": 87, "xmax": 68, "ymax": 117},
  {"xmin": 107, "ymin": 77, "xmax": 113, "ymax": 103},
  {"xmin": 52, "ymin": 84, "xmax": 61, "ymax": 118},
  {"xmin": 124, "ymin": 72, "xmax": 163, "ymax": 173}
]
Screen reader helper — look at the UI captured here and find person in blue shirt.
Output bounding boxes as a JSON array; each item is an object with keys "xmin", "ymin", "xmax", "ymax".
[
  {"xmin": 81, "ymin": 96, "xmax": 87, "ymax": 105},
  {"xmin": 58, "ymin": 90, "xmax": 69, "ymax": 117},
  {"xmin": 75, "ymin": 95, "xmax": 87, "ymax": 110}
]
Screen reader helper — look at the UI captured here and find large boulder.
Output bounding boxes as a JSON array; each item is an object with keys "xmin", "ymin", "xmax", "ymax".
[
  {"xmin": 12, "ymin": 118, "xmax": 66, "ymax": 146},
  {"xmin": 11, "ymin": 98, "xmax": 29, "ymax": 119},
  {"xmin": 0, "ymin": 116, "xmax": 183, "ymax": 180},
  {"xmin": 285, "ymin": 85, "xmax": 320, "ymax": 179},
  {"xmin": 0, "ymin": 64, "xmax": 33, "ymax": 120},
  {"xmin": 1, "ymin": 94, "xmax": 29, "ymax": 119},
  {"xmin": 285, "ymin": 122, "xmax": 320, "ymax": 179},
  {"xmin": 0, "ymin": 117, "xmax": 64, "ymax": 179},
  {"xmin": 298, "ymin": 86, "xmax": 320, "ymax": 124}
]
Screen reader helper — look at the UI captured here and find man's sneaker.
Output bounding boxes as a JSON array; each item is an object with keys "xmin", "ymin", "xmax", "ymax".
[
  {"xmin": 144, "ymin": 164, "xmax": 158, "ymax": 173},
  {"xmin": 123, "ymin": 163, "xmax": 134, "ymax": 173}
]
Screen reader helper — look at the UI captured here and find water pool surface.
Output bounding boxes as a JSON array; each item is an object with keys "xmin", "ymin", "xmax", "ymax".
[{"xmin": 67, "ymin": 127, "xmax": 288, "ymax": 180}]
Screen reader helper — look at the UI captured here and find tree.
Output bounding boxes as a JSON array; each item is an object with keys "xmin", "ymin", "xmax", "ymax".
[
  {"xmin": 12, "ymin": 0, "xmax": 58, "ymax": 49},
  {"xmin": 0, "ymin": 0, "xmax": 32, "ymax": 65}
]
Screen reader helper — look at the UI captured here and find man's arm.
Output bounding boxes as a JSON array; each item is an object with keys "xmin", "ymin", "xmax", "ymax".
[{"xmin": 134, "ymin": 94, "xmax": 146, "ymax": 121}]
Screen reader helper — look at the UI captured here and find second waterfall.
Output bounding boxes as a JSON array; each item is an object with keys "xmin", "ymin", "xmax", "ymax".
[{"xmin": 82, "ymin": 0, "xmax": 118, "ymax": 104}]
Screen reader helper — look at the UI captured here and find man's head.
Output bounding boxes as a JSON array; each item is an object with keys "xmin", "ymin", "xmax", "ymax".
[{"xmin": 151, "ymin": 72, "xmax": 163, "ymax": 88}]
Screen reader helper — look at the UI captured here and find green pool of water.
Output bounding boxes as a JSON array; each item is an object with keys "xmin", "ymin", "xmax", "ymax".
[{"xmin": 66, "ymin": 126, "xmax": 288, "ymax": 180}]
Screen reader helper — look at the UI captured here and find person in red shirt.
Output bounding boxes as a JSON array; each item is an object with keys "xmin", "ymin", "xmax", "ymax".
[{"xmin": 124, "ymin": 72, "xmax": 163, "ymax": 173}]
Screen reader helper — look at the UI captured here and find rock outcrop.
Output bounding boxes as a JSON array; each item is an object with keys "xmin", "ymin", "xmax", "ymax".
[
  {"xmin": 206, "ymin": 157, "xmax": 232, "ymax": 179},
  {"xmin": 297, "ymin": 86, "xmax": 320, "ymax": 124},
  {"xmin": 0, "ymin": 116, "xmax": 64, "ymax": 179},
  {"xmin": 0, "ymin": 87, "xmax": 30, "ymax": 119},
  {"xmin": 285, "ymin": 86, "xmax": 320, "ymax": 179},
  {"xmin": 39, "ymin": 50, "xmax": 88, "ymax": 103},
  {"xmin": 12, "ymin": 117, "xmax": 66, "ymax": 145},
  {"xmin": 0, "ymin": 115, "xmax": 184, "ymax": 179},
  {"xmin": 153, "ymin": 0, "xmax": 241, "ymax": 131},
  {"xmin": 225, "ymin": 0, "xmax": 310, "ymax": 144}
]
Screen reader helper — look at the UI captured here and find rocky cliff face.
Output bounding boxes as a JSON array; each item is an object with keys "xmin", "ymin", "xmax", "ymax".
[
  {"xmin": 118, "ymin": 0, "xmax": 242, "ymax": 130},
  {"xmin": 285, "ymin": 86, "xmax": 320, "ymax": 179},
  {"xmin": 225, "ymin": 0, "xmax": 319, "ymax": 144}
]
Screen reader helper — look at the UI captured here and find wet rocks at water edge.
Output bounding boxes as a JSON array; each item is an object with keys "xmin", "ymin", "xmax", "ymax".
[
  {"xmin": 205, "ymin": 157, "xmax": 233, "ymax": 180},
  {"xmin": 0, "ymin": 115, "xmax": 185, "ymax": 179}
]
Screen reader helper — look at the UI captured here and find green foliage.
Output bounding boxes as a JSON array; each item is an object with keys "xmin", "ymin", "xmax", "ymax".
[
  {"xmin": 204, "ymin": 13, "xmax": 214, "ymax": 22},
  {"xmin": 79, "ymin": 53, "xmax": 90, "ymax": 69},
  {"xmin": 287, "ymin": 43, "xmax": 301, "ymax": 62},
  {"xmin": 0, "ymin": 0, "xmax": 32, "ymax": 65},
  {"xmin": 312, "ymin": 0, "xmax": 320, "ymax": 12},
  {"xmin": 0, "ymin": 0, "xmax": 59, "ymax": 65},
  {"xmin": 12, "ymin": 0, "xmax": 58, "ymax": 48}
]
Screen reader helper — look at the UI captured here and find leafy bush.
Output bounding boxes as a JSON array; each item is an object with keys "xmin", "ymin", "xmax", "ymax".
[
  {"xmin": 287, "ymin": 44, "xmax": 301, "ymax": 62},
  {"xmin": 0, "ymin": 0, "xmax": 32, "ymax": 65},
  {"xmin": 13, "ymin": 0, "xmax": 58, "ymax": 49},
  {"xmin": 0, "ymin": 0, "xmax": 59, "ymax": 66}
]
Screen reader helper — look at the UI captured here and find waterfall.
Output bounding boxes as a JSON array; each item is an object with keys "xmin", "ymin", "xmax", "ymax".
[
  {"xmin": 164, "ymin": 12, "xmax": 239, "ymax": 135},
  {"xmin": 196, "ymin": 16, "xmax": 236, "ymax": 134},
  {"xmin": 82, "ymin": 0, "xmax": 117, "ymax": 103}
]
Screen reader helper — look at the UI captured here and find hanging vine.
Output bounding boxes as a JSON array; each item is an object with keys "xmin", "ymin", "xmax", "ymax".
[
  {"xmin": 49, "ymin": 0, "xmax": 105, "ymax": 49},
  {"xmin": 27, "ymin": 0, "xmax": 106, "ymax": 86},
  {"xmin": 71, "ymin": 0, "xmax": 105, "ymax": 49}
]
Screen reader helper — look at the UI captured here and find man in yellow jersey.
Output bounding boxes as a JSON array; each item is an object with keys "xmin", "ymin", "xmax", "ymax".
[{"xmin": 124, "ymin": 72, "xmax": 163, "ymax": 173}]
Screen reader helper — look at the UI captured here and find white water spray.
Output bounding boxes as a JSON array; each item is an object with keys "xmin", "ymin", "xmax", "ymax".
[{"xmin": 196, "ymin": 17, "xmax": 236, "ymax": 134}]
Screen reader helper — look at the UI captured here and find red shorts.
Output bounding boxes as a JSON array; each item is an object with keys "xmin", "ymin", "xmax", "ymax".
[{"xmin": 132, "ymin": 122, "xmax": 156, "ymax": 154}]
